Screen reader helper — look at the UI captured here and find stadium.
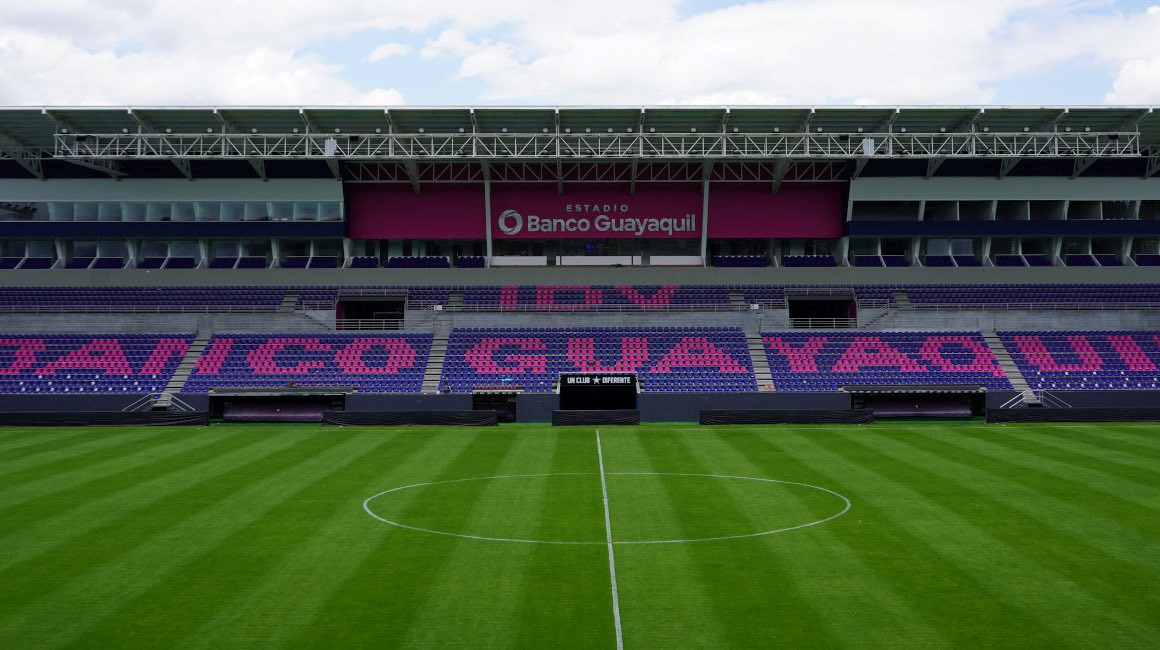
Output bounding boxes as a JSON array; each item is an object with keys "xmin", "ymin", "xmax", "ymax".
[{"xmin": 1, "ymin": 105, "xmax": 1159, "ymax": 647}]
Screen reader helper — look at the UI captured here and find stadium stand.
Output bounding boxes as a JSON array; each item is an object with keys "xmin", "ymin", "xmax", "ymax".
[
  {"xmin": 999, "ymin": 331, "xmax": 1160, "ymax": 391},
  {"xmin": 182, "ymin": 334, "xmax": 432, "ymax": 393},
  {"xmin": 0, "ymin": 335, "xmax": 192, "ymax": 393},
  {"xmin": 1, "ymin": 105, "xmax": 1159, "ymax": 421},
  {"xmin": 441, "ymin": 327, "xmax": 756, "ymax": 393},
  {"xmin": 762, "ymin": 332, "xmax": 1012, "ymax": 391}
]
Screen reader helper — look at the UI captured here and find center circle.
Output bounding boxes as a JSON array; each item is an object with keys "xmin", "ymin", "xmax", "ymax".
[{"xmin": 363, "ymin": 472, "xmax": 850, "ymax": 545}]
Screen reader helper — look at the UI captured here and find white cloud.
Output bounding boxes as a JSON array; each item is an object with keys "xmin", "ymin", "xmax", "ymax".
[
  {"xmin": 0, "ymin": 1, "xmax": 1157, "ymax": 107},
  {"xmin": 1106, "ymin": 56, "xmax": 1160, "ymax": 103},
  {"xmin": 367, "ymin": 43, "xmax": 411, "ymax": 62}
]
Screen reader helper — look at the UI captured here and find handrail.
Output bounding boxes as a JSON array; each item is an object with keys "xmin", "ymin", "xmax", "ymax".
[{"xmin": 334, "ymin": 318, "xmax": 405, "ymax": 330}]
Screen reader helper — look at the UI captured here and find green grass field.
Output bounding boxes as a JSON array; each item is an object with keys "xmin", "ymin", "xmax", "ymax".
[{"xmin": 0, "ymin": 422, "xmax": 1158, "ymax": 648}]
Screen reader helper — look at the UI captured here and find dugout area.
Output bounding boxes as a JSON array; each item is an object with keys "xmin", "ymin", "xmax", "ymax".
[{"xmin": 553, "ymin": 373, "xmax": 640, "ymax": 425}]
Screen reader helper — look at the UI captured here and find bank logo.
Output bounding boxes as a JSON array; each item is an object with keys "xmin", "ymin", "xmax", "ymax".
[{"xmin": 497, "ymin": 209, "xmax": 523, "ymax": 235}]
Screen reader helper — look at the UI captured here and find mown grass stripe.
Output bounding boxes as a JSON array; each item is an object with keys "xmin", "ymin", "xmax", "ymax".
[
  {"xmin": 602, "ymin": 428, "xmax": 731, "ymax": 649},
  {"xmin": 909, "ymin": 427, "xmax": 1160, "ymax": 552},
  {"xmin": 803, "ymin": 427, "xmax": 1156, "ymax": 648},
  {"xmin": 399, "ymin": 431, "xmax": 565, "ymax": 648},
  {"xmin": 690, "ymin": 427, "xmax": 950, "ymax": 648},
  {"xmin": 285, "ymin": 429, "xmax": 526, "ymax": 648},
  {"xmin": 76, "ymin": 429, "xmax": 413, "ymax": 648},
  {"xmin": 889, "ymin": 426, "xmax": 1160, "ymax": 626},
  {"xmin": 0, "ymin": 428, "xmax": 91, "ymax": 457},
  {"xmin": 996, "ymin": 425, "xmax": 1160, "ymax": 477},
  {"xmin": 634, "ymin": 428, "xmax": 846, "ymax": 648},
  {"xmin": 0, "ymin": 429, "xmax": 295, "ymax": 575},
  {"xmin": 0, "ymin": 431, "xmax": 374, "ymax": 649},
  {"xmin": 0, "ymin": 427, "xmax": 234, "ymax": 515},
  {"xmin": 512, "ymin": 430, "xmax": 611, "ymax": 649},
  {"xmin": 1018, "ymin": 423, "xmax": 1160, "ymax": 452},
  {"xmin": 719, "ymin": 426, "xmax": 1029, "ymax": 648},
  {"xmin": 0, "ymin": 428, "xmax": 161, "ymax": 477},
  {"xmin": 932, "ymin": 426, "xmax": 1160, "ymax": 512},
  {"xmin": 172, "ymin": 429, "xmax": 469, "ymax": 649}
]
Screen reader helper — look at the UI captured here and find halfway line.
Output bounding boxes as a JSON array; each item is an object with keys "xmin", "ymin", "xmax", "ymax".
[{"xmin": 596, "ymin": 430, "xmax": 625, "ymax": 650}]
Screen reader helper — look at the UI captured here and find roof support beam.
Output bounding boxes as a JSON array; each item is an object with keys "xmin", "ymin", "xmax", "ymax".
[
  {"xmin": 1145, "ymin": 150, "xmax": 1160, "ymax": 178},
  {"xmin": 131, "ymin": 109, "xmax": 193, "ymax": 179},
  {"xmin": 555, "ymin": 110, "xmax": 564, "ymax": 194},
  {"xmin": 956, "ymin": 108, "xmax": 985, "ymax": 132},
  {"xmin": 998, "ymin": 157, "xmax": 1021, "ymax": 179},
  {"xmin": 67, "ymin": 157, "xmax": 126, "ymax": 179},
  {"xmin": 0, "ymin": 132, "xmax": 44, "ymax": 180},
  {"xmin": 1114, "ymin": 108, "xmax": 1152, "ymax": 132},
  {"xmin": 1072, "ymin": 157, "xmax": 1097, "ymax": 178},
  {"xmin": 770, "ymin": 158, "xmax": 790, "ymax": 193},
  {"xmin": 925, "ymin": 156, "xmax": 945, "ymax": 179},
  {"xmin": 629, "ymin": 157, "xmax": 639, "ymax": 195},
  {"xmin": 877, "ymin": 108, "xmax": 901, "ymax": 133},
  {"xmin": 403, "ymin": 159, "xmax": 421, "ymax": 193},
  {"xmin": 1038, "ymin": 108, "xmax": 1068, "ymax": 131},
  {"xmin": 851, "ymin": 156, "xmax": 869, "ymax": 180}
]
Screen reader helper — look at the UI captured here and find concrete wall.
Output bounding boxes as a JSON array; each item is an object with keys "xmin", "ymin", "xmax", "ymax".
[{"xmin": 2, "ymin": 265, "xmax": 1158, "ymax": 288}]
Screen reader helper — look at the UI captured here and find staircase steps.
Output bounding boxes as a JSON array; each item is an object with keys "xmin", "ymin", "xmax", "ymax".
[
  {"xmin": 154, "ymin": 329, "xmax": 212, "ymax": 410},
  {"xmin": 982, "ymin": 332, "xmax": 1040, "ymax": 405},
  {"xmin": 747, "ymin": 332, "xmax": 774, "ymax": 390},
  {"xmin": 278, "ymin": 292, "xmax": 299, "ymax": 313},
  {"xmin": 422, "ymin": 333, "xmax": 449, "ymax": 394}
]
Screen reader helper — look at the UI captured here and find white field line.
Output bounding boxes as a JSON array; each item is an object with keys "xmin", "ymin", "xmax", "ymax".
[
  {"xmin": 363, "ymin": 473, "xmax": 851, "ymax": 545},
  {"xmin": 596, "ymin": 430, "xmax": 625, "ymax": 650}
]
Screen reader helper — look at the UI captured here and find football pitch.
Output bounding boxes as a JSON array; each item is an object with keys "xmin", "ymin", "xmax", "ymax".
[{"xmin": 0, "ymin": 421, "xmax": 1157, "ymax": 648}]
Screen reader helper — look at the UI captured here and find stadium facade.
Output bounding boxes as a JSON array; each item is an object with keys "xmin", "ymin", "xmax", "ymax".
[{"xmin": 0, "ymin": 106, "xmax": 1158, "ymax": 424}]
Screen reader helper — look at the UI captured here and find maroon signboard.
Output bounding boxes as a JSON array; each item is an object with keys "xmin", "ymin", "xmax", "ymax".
[
  {"xmin": 347, "ymin": 184, "xmax": 485, "ymax": 239},
  {"xmin": 347, "ymin": 182, "xmax": 844, "ymax": 240},
  {"xmin": 489, "ymin": 183, "xmax": 702, "ymax": 239},
  {"xmin": 708, "ymin": 184, "xmax": 844, "ymax": 238}
]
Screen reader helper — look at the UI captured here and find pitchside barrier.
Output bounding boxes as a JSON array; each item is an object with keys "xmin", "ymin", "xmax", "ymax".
[
  {"xmin": 551, "ymin": 410, "xmax": 641, "ymax": 426},
  {"xmin": 987, "ymin": 408, "xmax": 1160, "ymax": 423},
  {"xmin": 0, "ymin": 411, "xmax": 209, "ymax": 426},
  {"xmin": 699, "ymin": 409, "xmax": 874, "ymax": 425},
  {"xmin": 322, "ymin": 410, "xmax": 499, "ymax": 426}
]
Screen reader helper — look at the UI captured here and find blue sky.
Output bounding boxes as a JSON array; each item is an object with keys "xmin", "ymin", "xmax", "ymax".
[{"xmin": 0, "ymin": 1, "xmax": 1158, "ymax": 106}]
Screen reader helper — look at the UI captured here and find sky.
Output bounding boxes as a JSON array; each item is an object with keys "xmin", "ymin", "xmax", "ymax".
[{"xmin": 0, "ymin": 0, "xmax": 1158, "ymax": 107}]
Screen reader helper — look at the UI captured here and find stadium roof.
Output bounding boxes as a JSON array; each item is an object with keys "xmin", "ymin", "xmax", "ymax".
[{"xmin": 1, "ymin": 106, "xmax": 1157, "ymax": 181}]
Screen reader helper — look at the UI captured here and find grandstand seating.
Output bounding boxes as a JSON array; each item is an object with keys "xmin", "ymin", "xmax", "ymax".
[
  {"xmin": 182, "ymin": 333, "xmax": 433, "ymax": 393},
  {"xmin": 853, "ymin": 255, "xmax": 884, "ymax": 267},
  {"xmin": 137, "ymin": 257, "xmax": 166, "ymax": 269},
  {"xmin": 457, "ymin": 256, "xmax": 486, "ymax": 268},
  {"xmin": 236, "ymin": 256, "xmax": 268, "ymax": 269},
  {"xmin": 0, "ymin": 257, "xmax": 21, "ymax": 269},
  {"xmin": 999, "ymin": 331, "xmax": 1160, "ymax": 391},
  {"xmin": 0, "ymin": 334, "xmax": 192, "ymax": 393},
  {"xmin": 460, "ymin": 286, "xmax": 732, "ymax": 311},
  {"xmin": 19, "ymin": 258, "xmax": 54, "ymax": 269},
  {"xmin": 924, "ymin": 255, "xmax": 955, "ymax": 267},
  {"xmin": 1136, "ymin": 254, "xmax": 1160, "ymax": 266},
  {"xmin": 713, "ymin": 255, "xmax": 766, "ymax": 267},
  {"xmin": 0, "ymin": 287, "xmax": 284, "ymax": 311},
  {"xmin": 762, "ymin": 332, "xmax": 1011, "ymax": 391},
  {"xmin": 385, "ymin": 256, "xmax": 450, "ymax": 268},
  {"xmin": 782, "ymin": 255, "xmax": 836, "ymax": 267},
  {"xmin": 1064, "ymin": 254, "xmax": 1098, "ymax": 267},
  {"xmin": 441, "ymin": 327, "xmax": 756, "ymax": 393},
  {"xmin": 348, "ymin": 256, "xmax": 380, "ymax": 269},
  {"xmin": 995, "ymin": 254, "xmax": 1027, "ymax": 267},
  {"xmin": 904, "ymin": 284, "xmax": 1160, "ymax": 308}
]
